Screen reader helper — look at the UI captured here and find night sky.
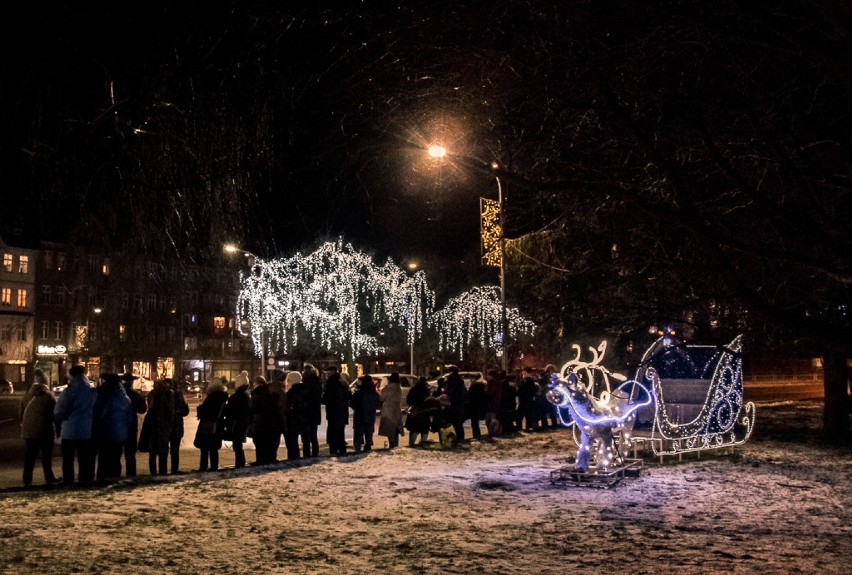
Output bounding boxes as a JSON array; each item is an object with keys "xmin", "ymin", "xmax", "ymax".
[{"xmin": 0, "ymin": 1, "xmax": 521, "ymax": 282}]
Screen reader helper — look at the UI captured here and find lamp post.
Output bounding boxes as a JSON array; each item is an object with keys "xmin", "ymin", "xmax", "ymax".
[
  {"xmin": 405, "ymin": 259, "xmax": 419, "ymax": 376},
  {"xmin": 427, "ymin": 145, "xmax": 509, "ymax": 371},
  {"xmin": 223, "ymin": 243, "xmax": 266, "ymax": 379}
]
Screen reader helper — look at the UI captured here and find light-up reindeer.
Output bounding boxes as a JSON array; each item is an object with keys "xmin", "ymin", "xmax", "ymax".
[{"xmin": 546, "ymin": 341, "xmax": 651, "ymax": 471}]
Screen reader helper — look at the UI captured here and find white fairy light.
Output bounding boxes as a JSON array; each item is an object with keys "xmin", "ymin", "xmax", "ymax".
[
  {"xmin": 432, "ymin": 285, "xmax": 535, "ymax": 359},
  {"xmin": 235, "ymin": 239, "xmax": 434, "ymax": 361}
]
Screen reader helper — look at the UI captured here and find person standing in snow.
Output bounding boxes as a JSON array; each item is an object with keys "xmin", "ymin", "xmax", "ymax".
[
  {"xmin": 378, "ymin": 372, "xmax": 404, "ymax": 449},
  {"xmin": 467, "ymin": 374, "xmax": 487, "ymax": 441},
  {"xmin": 284, "ymin": 370, "xmax": 307, "ymax": 460},
  {"xmin": 444, "ymin": 366, "xmax": 468, "ymax": 446},
  {"xmin": 302, "ymin": 364, "xmax": 323, "ymax": 458},
  {"xmin": 224, "ymin": 370, "xmax": 253, "ymax": 468},
  {"xmin": 54, "ymin": 364, "xmax": 98, "ymax": 485},
  {"xmin": 322, "ymin": 368, "xmax": 352, "ymax": 456},
  {"xmin": 193, "ymin": 377, "xmax": 228, "ymax": 471},
  {"xmin": 350, "ymin": 375, "xmax": 379, "ymax": 452},
  {"xmin": 485, "ymin": 370, "xmax": 503, "ymax": 438},
  {"xmin": 404, "ymin": 376, "xmax": 433, "ymax": 447},
  {"xmin": 92, "ymin": 373, "xmax": 132, "ymax": 481},
  {"xmin": 139, "ymin": 378, "xmax": 175, "ymax": 475},
  {"xmin": 169, "ymin": 378, "xmax": 190, "ymax": 473},
  {"xmin": 20, "ymin": 369, "xmax": 60, "ymax": 486},
  {"xmin": 120, "ymin": 373, "xmax": 147, "ymax": 477},
  {"xmin": 251, "ymin": 371, "xmax": 286, "ymax": 465}
]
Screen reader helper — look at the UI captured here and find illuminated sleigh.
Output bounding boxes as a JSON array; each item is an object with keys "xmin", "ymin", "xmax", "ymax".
[
  {"xmin": 631, "ymin": 335, "xmax": 755, "ymax": 457},
  {"xmin": 547, "ymin": 336, "xmax": 755, "ymax": 470}
]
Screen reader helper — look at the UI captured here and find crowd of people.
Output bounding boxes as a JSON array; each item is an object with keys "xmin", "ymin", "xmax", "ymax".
[{"xmin": 16, "ymin": 362, "xmax": 564, "ymax": 487}]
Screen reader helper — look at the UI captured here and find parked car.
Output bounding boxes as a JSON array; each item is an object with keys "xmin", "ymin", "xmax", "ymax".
[
  {"xmin": 350, "ymin": 373, "xmax": 420, "ymax": 412},
  {"xmin": 427, "ymin": 371, "xmax": 486, "ymax": 390}
]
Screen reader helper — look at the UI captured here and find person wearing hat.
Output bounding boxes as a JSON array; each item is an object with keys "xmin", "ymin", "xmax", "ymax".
[
  {"xmin": 120, "ymin": 373, "xmax": 147, "ymax": 477},
  {"xmin": 284, "ymin": 370, "xmax": 306, "ymax": 460},
  {"xmin": 54, "ymin": 364, "xmax": 98, "ymax": 485},
  {"xmin": 302, "ymin": 364, "xmax": 323, "ymax": 458},
  {"xmin": 19, "ymin": 369, "xmax": 61, "ymax": 486},
  {"xmin": 224, "ymin": 371, "xmax": 253, "ymax": 468},
  {"xmin": 92, "ymin": 374, "xmax": 132, "ymax": 481},
  {"xmin": 322, "ymin": 369, "xmax": 351, "ymax": 456}
]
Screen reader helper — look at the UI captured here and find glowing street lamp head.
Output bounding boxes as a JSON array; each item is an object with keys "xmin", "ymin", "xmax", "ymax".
[
  {"xmin": 223, "ymin": 243, "xmax": 239, "ymax": 254},
  {"xmin": 427, "ymin": 145, "xmax": 447, "ymax": 159}
]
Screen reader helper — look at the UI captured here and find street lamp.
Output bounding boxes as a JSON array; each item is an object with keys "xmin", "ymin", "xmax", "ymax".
[
  {"xmin": 426, "ymin": 145, "xmax": 509, "ymax": 371},
  {"xmin": 223, "ymin": 243, "xmax": 266, "ymax": 379}
]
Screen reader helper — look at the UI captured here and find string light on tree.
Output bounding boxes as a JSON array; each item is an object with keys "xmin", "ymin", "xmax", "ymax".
[
  {"xmin": 235, "ymin": 239, "xmax": 434, "ymax": 362},
  {"xmin": 432, "ymin": 285, "xmax": 535, "ymax": 360}
]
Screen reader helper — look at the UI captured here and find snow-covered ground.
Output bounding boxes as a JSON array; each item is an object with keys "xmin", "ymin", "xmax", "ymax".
[{"xmin": 0, "ymin": 401, "xmax": 849, "ymax": 574}]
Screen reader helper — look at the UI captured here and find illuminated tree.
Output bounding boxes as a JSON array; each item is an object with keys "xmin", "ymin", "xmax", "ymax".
[
  {"xmin": 236, "ymin": 239, "xmax": 434, "ymax": 363},
  {"xmin": 432, "ymin": 285, "xmax": 535, "ymax": 361}
]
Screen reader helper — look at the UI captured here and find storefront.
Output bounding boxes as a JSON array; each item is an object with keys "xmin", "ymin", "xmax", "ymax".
[{"xmin": 34, "ymin": 344, "xmax": 69, "ymax": 386}]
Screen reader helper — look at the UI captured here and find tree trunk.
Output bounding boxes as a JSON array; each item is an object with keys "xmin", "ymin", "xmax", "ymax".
[{"xmin": 821, "ymin": 346, "xmax": 850, "ymax": 443}]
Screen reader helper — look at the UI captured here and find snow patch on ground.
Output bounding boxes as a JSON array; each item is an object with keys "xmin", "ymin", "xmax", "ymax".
[{"xmin": 0, "ymin": 401, "xmax": 850, "ymax": 574}]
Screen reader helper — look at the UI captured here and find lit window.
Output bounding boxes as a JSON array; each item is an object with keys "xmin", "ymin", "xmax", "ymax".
[
  {"xmin": 119, "ymin": 324, "xmax": 127, "ymax": 341},
  {"xmin": 18, "ymin": 255, "xmax": 28, "ymax": 274},
  {"xmin": 213, "ymin": 316, "xmax": 226, "ymax": 330},
  {"xmin": 2, "ymin": 253, "xmax": 11, "ymax": 272},
  {"xmin": 16, "ymin": 289, "xmax": 26, "ymax": 307},
  {"xmin": 102, "ymin": 258, "xmax": 110, "ymax": 275},
  {"xmin": 0, "ymin": 288, "xmax": 10, "ymax": 306}
]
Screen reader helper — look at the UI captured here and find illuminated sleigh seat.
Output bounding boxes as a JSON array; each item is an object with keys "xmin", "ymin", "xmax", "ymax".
[{"xmin": 632, "ymin": 335, "xmax": 755, "ymax": 456}]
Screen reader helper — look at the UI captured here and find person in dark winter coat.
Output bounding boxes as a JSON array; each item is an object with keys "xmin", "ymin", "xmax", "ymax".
[
  {"xmin": 467, "ymin": 376, "xmax": 487, "ymax": 440},
  {"xmin": 284, "ymin": 371, "xmax": 307, "ymax": 460},
  {"xmin": 404, "ymin": 377, "xmax": 432, "ymax": 447},
  {"xmin": 499, "ymin": 372, "xmax": 518, "ymax": 435},
  {"xmin": 194, "ymin": 377, "xmax": 228, "ymax": 471},
  {"xmin": 378, "ymin": 372, "xmax": 404, "ymax": 449},
  {"xmin": 251, "ymin": 372, "xmax": 286, "ymax": 465},
  {"xmin": 444, "ymin": 367, "xmax": 468, "ymax": 445},
  {"xmin": 92, "ymin": 373, "xmax": 133, "ymax": 481},
  {"xmin": 302, "ymin": 364, "xmax": 323, "ymax": 458},
  {"xmin": 20, "ymin": 370, "xmax": 60, "ymax": 486},
  {"xmin": 516, "ymin": 371, "xmax": 539, "ymax": 431},
  {"xmin": 224, "ymin": 372, "xmax": 252, "ymax": 468},
  {"xmin": 120, "ymin": 373, "xmax": 147, "ymax": 477},
  {"xmin": 539, "ymin": 365, "xmax": 561, "ymax": 428},
  {"xmin": 169, "ymin": 379, "xmax": 189, "ymax": 473},
  {"xmin": 350, "ymin": 375, "xmax": 379, "ymax": 452},
  {"xmin": 54, "ymin": 364, "xmax": 98, "ymax": 485},
  {"xmin": 139, "ymin": 379, "xmax": 175, "ymax": 475},
  {"xmin": 322, "ymin": 370, "xmax": 351, "ymax": 456}
]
